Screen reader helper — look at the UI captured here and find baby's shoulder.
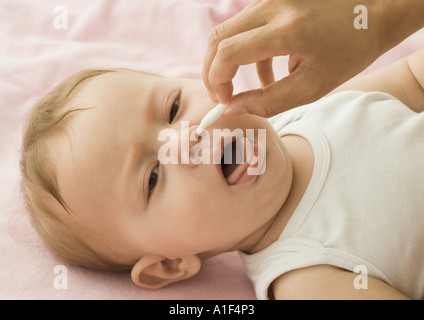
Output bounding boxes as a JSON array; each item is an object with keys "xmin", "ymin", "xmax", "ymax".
[{"xmin": 271, "ymin": 264, "xmax": 408, "ymax": 300}]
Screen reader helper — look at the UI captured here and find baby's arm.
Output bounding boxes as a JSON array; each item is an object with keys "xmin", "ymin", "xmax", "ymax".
[
  {"xmin": 272, "ymin": 265, "xmax": 410, "ymax": 300},
  {"xmin": 331, "ymin": 49, "xmax": 424, "ymax": 113}
]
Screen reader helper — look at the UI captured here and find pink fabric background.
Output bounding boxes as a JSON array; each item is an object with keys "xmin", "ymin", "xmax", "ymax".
[{"xmin": 0, "ymin": 0, "xmax": 422, "ymax": 299}]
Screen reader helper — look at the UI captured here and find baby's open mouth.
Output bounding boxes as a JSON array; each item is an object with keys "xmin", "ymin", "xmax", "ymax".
[
  {"xmin": 220, "ymin": 137, "xmax": 257, "ymax": 185},
  {"xmin": 221, "ymin": 139, "xmax": 240, "ymax": 182}
]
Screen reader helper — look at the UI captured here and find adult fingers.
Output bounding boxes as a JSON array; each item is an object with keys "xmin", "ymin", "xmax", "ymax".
[
  {"xmin": 202, "ymin": 1, "xmax": 267, "ymax": 101},
  {"xmin": 207, "ymin": 25, "xmax": 289, "ymax": 104},
  {"xmin": 225, "ymin": 67, "xmax": 327, "ymax": 118},
  {"xmin": 256, "ymin": 58, "xmax": 275, "ymax": 88}
]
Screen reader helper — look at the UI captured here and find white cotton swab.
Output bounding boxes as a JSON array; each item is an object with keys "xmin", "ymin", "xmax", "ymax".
[{"xmin": 195, "ymin": 103, "xmax": 227, "ymax": 136}]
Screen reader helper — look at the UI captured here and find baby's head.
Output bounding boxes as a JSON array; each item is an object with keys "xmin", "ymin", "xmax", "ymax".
[{"xmin": 20, "ymin": 68, "xmax": 293, "ymax": 288}]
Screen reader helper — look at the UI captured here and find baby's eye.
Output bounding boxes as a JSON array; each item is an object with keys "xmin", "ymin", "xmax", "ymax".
[
  {"xmin": 169, "ymin": 97, "xmax": 179, "ymax": 123},
  {"xmin": 148, "ymin": 166, "xmax": 159, "ymax": 192}
]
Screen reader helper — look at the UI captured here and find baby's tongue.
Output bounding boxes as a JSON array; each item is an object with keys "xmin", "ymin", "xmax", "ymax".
[
  {"xmin": 221, "ymin": 139, "xmax": 248, "ymax": 185},
  {"xmin": 222, "ymin": 141, "xmax": 238, "ymax": 179}
]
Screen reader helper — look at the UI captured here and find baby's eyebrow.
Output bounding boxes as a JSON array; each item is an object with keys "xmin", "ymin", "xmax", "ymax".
[{"xmin": 142, "ymin": 79, "xmax": 165, "ymax": 118}]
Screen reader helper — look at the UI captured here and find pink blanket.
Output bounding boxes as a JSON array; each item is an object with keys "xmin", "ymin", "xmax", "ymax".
[{"xmin": 1, "ymin": 0, "xmax": 423, "ymax": 299}]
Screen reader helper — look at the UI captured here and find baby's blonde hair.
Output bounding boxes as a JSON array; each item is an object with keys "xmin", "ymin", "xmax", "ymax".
[{"xmin": 20, "ymin": 69, "xmax": 132, "ymax": 272}]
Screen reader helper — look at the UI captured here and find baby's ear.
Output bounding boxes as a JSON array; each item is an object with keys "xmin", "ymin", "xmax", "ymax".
[{"xmin": 131, "ymin": 254, "xmax": 201, "ymax": 289}]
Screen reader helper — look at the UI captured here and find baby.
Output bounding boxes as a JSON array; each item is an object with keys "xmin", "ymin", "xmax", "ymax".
[{"xmin": 20, "ymin": 50, "xmax": 424, "ymax": 299}]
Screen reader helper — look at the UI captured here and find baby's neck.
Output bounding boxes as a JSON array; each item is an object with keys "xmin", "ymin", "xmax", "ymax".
[{"xmin": 248, "ymin": 134, "xmax": 314, "ymax": 254}]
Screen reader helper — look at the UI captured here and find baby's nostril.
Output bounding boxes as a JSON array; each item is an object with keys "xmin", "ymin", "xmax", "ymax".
[
  {"xmin": 194, "ymin": 131, "xmax": 202, "ymax": 141},
  {"xmin": 190, "ymin": 124, "xmax": 202, "ymax": 141}
]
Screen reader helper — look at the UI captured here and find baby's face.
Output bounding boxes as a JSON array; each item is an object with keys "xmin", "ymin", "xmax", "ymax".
[{"xmin": 56, "ymin": 70, "xmax": 292, "ymax": 264}]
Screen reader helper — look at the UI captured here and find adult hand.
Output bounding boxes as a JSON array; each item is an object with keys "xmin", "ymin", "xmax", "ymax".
[{"xmin": 202, "ymin": 0, "xmax": 424, "ymax": 117}]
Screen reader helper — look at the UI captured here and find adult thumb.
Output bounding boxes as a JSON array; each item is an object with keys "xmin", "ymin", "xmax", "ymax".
[{"xmin": 225, "ymin": 70, "xmax": 323, "ymax": 118}]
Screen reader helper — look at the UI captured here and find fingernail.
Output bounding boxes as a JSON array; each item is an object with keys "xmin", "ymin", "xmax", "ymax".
[
  {"xmin": 208, "ymin": 90, "xmax": 218, "ymax": 103},
  {"xmin": 224, "ymin": 105, "xmax": 248, "ymax": 116}
]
